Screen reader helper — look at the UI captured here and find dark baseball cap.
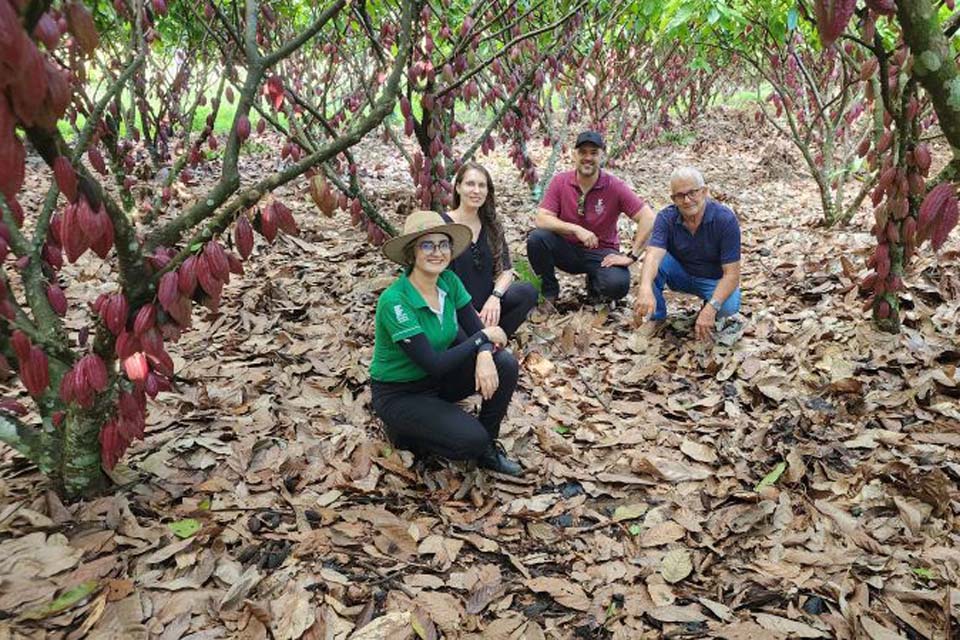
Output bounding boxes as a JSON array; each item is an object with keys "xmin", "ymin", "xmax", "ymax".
[{"xmin": 575, "ymin": 131, "xmax": 605, "ymax": 149}]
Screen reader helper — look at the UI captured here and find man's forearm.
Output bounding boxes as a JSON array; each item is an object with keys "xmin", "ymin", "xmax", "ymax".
[
  {"xmin": 709, "ymin": 273, "xmax": 739, "ymax": 305},
  {"xmin": 535, "ymin": 211, "xmax": 582, "ymax": 236},
  {"xmin": 630, "ymin": 205, "xmax": 656, "ymax": 254},
  {"xmin": 638, "ymin": 247, "xmax": 666, "ymax": 287}
]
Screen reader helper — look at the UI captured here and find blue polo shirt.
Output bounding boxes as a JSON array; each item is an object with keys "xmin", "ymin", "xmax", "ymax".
[{"xmin": 649, "ymin": 200, "xmax": 740, "ymax": 279}]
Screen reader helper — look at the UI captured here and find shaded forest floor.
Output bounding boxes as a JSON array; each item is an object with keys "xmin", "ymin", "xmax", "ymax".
[{"xmin": 2, "ymin": 108, "xmax": 960, "ymax": 639}]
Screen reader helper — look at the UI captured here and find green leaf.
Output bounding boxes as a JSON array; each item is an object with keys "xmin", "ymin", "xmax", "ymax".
[
  {"xmin": 189, "ymin": 241, "xmax": 203, "ymax": 252},
  {"xmin": 665, "ymin": 4, "xmax": 695, "ymax": 32},
  {"xmin": 20, "ymin": 580, "xmax": 98, "ymax": 620},
  {"xmin": 787, "ymin": 7, "xmax": 799, "ymax": 31},
  {"xmin": 755, "ymin": 461, "xmax": 787, "ymax": 492},
  {"xmin": 628, "ymin": 524, "xmax": 642, "ymax": 536},
  {"xmin": 707, "ymin": 8, "xmax": 721, "ymax": 25},
  {"xmin": 197, "ymin": 497, "xmax": 211, "ymax": 510},
  {"xmin": 553, "ymin": 425, "xmax": 570, "ymax": 435},
  {"xmin": 913, "ymin": 567, "xmax": 935, "ymax": 579},
  {"xmin": 168, "ymin": 518, "xmax": 202, "ymax": 539}
]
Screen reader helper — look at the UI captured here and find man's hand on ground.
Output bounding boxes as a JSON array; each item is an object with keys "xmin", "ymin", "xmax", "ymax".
[
  {"xmin": 633, "ymin": 285, "xmax": 656, "ymax": 325},
  {"xmin": 695, "ymin": 305, "xmax": 717, "ymax": 341}
]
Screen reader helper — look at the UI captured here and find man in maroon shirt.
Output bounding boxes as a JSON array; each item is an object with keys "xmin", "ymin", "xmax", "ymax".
[{"xmin": 527, "ymin": 131, "xmax": 655, "ymax": 309}]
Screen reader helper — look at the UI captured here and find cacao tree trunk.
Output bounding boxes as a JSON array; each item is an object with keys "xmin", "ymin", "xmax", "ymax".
[
  {"xmin": 57, "ymin": 404, "xmax": 111, "ymax": 498},
  {"xmin": 897, "ymin": 0, "xmax": 960, "ymax": 177}
]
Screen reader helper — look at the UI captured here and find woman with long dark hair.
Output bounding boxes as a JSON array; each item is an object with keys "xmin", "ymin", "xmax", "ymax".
[{"xmin": 441, "ymin": 162, "xmax": 537, "ymax": 337}]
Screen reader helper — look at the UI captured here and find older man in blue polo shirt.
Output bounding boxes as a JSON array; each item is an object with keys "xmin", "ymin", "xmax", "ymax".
[{"xmin": 634, "ymin": 167, "xmax": 741, "ymax": 340}]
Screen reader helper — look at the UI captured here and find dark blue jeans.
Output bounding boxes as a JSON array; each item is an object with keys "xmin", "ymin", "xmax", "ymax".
[
  {"xmin": 526, "ymin": 229, "xmax": 630, "ymax": 301},
  {"xmin": 652, "ymin": 253, "xmax": 741, "ymax": 320}
]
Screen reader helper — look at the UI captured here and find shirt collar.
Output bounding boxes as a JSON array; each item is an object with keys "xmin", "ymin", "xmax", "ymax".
[
  {"xmin": 399, "ymin": 272, "xmax": 431, "ymax": 309},
  {"xmin": 672, "ymin": 200, "xmax": 715, "ymax": 226}
]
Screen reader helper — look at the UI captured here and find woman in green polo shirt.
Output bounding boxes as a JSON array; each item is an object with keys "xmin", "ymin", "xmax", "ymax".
[{"xmin": 370, "ymin": 210, "xmax": 522, "ymax": 475}]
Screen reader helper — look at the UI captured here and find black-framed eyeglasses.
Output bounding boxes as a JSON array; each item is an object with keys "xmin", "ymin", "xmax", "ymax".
[
  {"xmin": 577, "ymin": 193, "xmax": 587, "ymax": 216},
  {"xmin": 670, "ymin": 187, "xmax": 704, "ymax": 203}
]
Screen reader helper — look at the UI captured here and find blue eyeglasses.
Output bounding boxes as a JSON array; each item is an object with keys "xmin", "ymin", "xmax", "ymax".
[{"xmin": 418, "ymin": 239, "xmax": 452, "ymax": 254}]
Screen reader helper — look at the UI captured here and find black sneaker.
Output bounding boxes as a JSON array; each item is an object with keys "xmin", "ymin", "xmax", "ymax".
[{"xmin": 478, "ymin": 441, "xmax": 522, "ymax": 476}]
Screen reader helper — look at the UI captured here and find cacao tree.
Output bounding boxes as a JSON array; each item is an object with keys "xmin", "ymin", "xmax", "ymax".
[
  {"xmin": 751, "ymin": 23, "xmax": 881, "ymax": 225},
  {"xmin": 388, "ymin": 0, "xmax": 586, "ymax": 210},
  {"xmin": 811, "ymin": 0, "xmax": 959, "ymax": 332},
  {"xmin": 0, "ymin": 0, "xmax": 417, "ymax": 497}
]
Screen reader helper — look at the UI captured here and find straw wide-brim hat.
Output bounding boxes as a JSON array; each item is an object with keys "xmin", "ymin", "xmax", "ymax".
[{"xmin": 381, "ymin": 210, "xmax": 472, "ymax": 265}]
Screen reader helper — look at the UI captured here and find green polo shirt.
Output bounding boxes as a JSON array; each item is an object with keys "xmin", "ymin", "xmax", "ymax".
[{"xmin": 370, "ymin": 270, "xmax": 473, "ymax": 383}]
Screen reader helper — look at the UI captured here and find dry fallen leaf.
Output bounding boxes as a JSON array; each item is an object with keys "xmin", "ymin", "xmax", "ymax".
[
  {"xmin": 660, "ymin": 548, "xmax": 693, "ymax": 584},
  {"xmin": 524, "ymin": 577, "xmax": 590, "ymax": 611}
]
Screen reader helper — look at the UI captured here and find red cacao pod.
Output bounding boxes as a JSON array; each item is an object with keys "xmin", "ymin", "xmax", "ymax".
[
  {"xmin": 234, "ymin": 216, "xmax": 254, "ymax": 260},
  {"xmin": 226, "ymin": 252, "xmax": 243, "ymax": 275},
  {"xmin": 99, "ymin": 419, "xmax": 123, "ymax": 469},
  {"xmin": 165, "ymin": 296, "xmax": 192, "ymax": 328},
  {"xmin": 931, "ymin": 193, "xmax": 959, "ymax": 251},
  {"xmin": 865, "ymin": 0, "xmax": 896, "ymax": 15},
  {"xmin": 76, "ymin": 197, "xmax": 107, "ymax": 243},
  {"xmin": 88, "ymin": 147, "xmax": 107, "ymax": 175},
  {"xmin": 258, "ymin": 205, "xmax": 278, "ymax": 243},
  {"xmin": 65, "ymin": 2, "xmax": 99, "ymax": 54},
  {"xmin": 139, "ymin": 328, "xmax": 164, "ymax": 359},
  {"xmin": 146, "ymin": 349, "xmax": 174, "ymax": 378},
  {"xmin": 79, "ymin": 353, "xmax": 108, "ymax": 392},
  {"xmin": 917, "ymin": 182, "xmax": 955, "ymax": 243},
  {"xmin": 913, "ymin": 144, "xmax": 932, "ymax": 176},
  {"xmin": 53, "ymin": 156, "xmax": 78, "ymax": 203},
  {"xmin": 46, "ymin": 283, "xmax": 67, "ymax": 316},
  {"xmin": 33, "ymin": 13, "xmax": 60, "ymax": 49},
  {"xmin": 273, "ymin": 201, "xmax": 298, "ymax": 235},
  {"xmin": 203, "ymin": 241, "xmax": 230, "ymax": 281},
  {"xmin": 133, "ymin": 303, "xmax": 156, "ymax": 335},
  {"xmin": 103, "ymin": 293, "xmax": 129, "ymax": 335},
  {"xmin": 885, "ymin": 221, "xmax": 900, "ymax": 243},
  {"xmin": 89, "ymin": 208, "xmax": 114, "ymax": 259},
  {"xmin": 11, "ymin": 331, "xmax": 31, "ymax": 362},
  {"xmin": 236, "ymin": 115, "xmax": 250, "ymax": 142},
  {"xmin": 21, "ymin": 346, "xmax": 50, "ymax": 397},
  {"xmin": 874, "ymin": 243, "xmax": 891, "ymax": 279},
  {"xmin": 178, "ymin": 256, "xmax": 198, "ymax": 297},
  {"xmin": 158, "ymin": 271, "xmax": 180, "ymax": 311},
  {"xmin": 123, "ymin": 352, "xmax": 149, "ymax": 382},
  {"xmin": 115, "ymin": 331, "xmax": 140, "ymax": 359},
  {"xmin": 196, "ymin": 261, "xmax": 223, "ymax": 298}
]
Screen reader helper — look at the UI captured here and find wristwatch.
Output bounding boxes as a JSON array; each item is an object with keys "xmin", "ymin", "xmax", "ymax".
[
  {"xmin": 708, "ymin": 298, "xmax": 722, "ymax": 311},
  {"xmin": 492, "ymin": 290, "xmax": 504, "ymax": 299},
  {"xmin": 627, "ymin": 250, "xmax": 639, "ymax": 263}
]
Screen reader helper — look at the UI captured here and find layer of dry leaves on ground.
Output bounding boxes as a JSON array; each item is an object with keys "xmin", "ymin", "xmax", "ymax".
[{"xmin": 1, "ymin": 109, "xmax": 959, "ymax": 639}]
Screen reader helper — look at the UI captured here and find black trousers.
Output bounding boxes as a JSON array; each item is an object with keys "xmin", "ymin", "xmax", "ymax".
[
  {"xmin": 471, "ymin": 282, "xmax": 538, "ymax": 337},
  {"xmin": 526, "ymin": 228, "xmax": 630, "ymax": 301},
  {"xmin": 371, "ymin": 349, "xmax": 519, "ymax": 461}
]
